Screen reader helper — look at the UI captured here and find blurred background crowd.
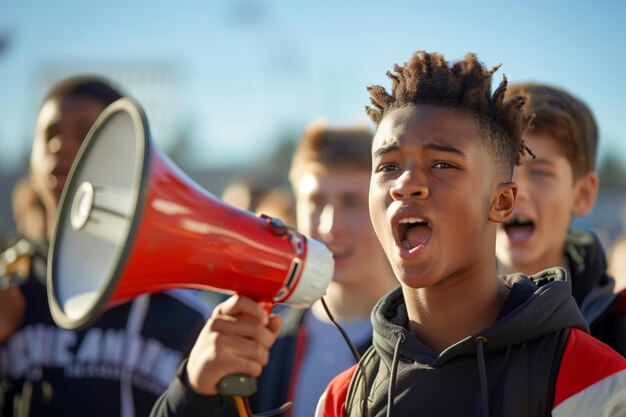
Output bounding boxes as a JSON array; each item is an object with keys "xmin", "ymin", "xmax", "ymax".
[{"xmin": 0, "ymin": 0, "xmax": 625, "ymax": 251}]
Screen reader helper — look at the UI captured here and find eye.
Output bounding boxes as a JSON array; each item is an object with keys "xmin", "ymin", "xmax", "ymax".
[
  {"xmin": 376, "ymin": 163, "xmax": 399, "ymax": 173},
  {"xmin": 433, "ymin": 162, "xmax": 455, "ymax": 169},
  {"xmin": 343, "ymin": 194, "xmax": 366, "ymax": 209},
  {"xmin": 529, "ymin": 169, "xmax": 553, "ymax": 178}
]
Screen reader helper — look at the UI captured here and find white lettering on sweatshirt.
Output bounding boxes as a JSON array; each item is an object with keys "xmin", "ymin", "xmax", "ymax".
[{"xmin": 0, "ymin": 325, "xmax": 183, "ymax": 395}]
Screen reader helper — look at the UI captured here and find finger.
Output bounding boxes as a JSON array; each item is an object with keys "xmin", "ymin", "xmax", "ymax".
[
  {"xmin": 186, "ymin": 338, "xmax": 265, "ymax": 395},
  {"xmin": 191, "ymin": 332, "xmax": 269, "ymax": 376},
  {"xmin": 207, "ymin": 316, "xmax": 277, "ymax": 349},
  {"xmin": 0, "ymin": 286, "xmax": 26, "ymax": 342},
  {"xmin": 267, "ymin": 314, "xmax": 282, "ymax": 335},
  {"xmin": 218, "ymin": 355, "xmax": 264, "ymax": 379},
  {"xmin": 216, "ymin": 333, "xmax": 271, "ymax": 367},
  {"xmin": 0, "ymin": 286, "xmax": 25, "ymax": 314},
  {"xmin": 217, "ymin": 295, "xmax": 268, "ymax": 324}
]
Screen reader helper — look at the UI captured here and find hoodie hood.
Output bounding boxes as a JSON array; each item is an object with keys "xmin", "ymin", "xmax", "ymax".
[
  {"xmin": 371, "ymin": 267, "xmax": 588, "ymax": 368},
  {"xmin": 354, "ymin": 269, "xmax": 591, "ymax": 416},
  {"xmin": 564, "ymin": 229, "xmax": 617, "ymax": 324}
]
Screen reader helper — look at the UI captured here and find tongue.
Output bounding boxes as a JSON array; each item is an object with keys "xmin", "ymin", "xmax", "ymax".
[
  {"xmin": 402, "ymin": 225, "xmax": 430, "ymax": 249},
  {"xmin": 505, "ymin": 225, "xmax": 533, "ymax": 242}
]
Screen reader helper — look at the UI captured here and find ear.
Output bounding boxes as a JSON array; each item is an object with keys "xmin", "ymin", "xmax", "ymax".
[
  {"xmin": 571, "ymin": 172, "xmax": 598, "ymax": 217},
  {"xmin": 489, "ymin": 181, "xmax": 517, "ymax": 223}
]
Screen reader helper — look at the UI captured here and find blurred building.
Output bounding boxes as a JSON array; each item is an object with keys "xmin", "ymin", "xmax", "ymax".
[
  {"xmin": 573, "ymin": 187, "xmax": 626, "ymax": 249},
  {"xmin": 1, "ymin": 59, "xmax": 184, "ymax": 240},
  {"xmin": 0, "ymin": 57, "xmax": 296, "ymax": 241},
  {"xmin": 34, "ymin": 59, "xmax": 182, "ymax": 150}
]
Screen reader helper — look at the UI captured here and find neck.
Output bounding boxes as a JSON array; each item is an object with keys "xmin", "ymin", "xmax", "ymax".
[
  {"xmin": 403, "ymin": 266, "xmax": 507, "ymax": 354},
  {"xmin": 498, "ymin": 251, "xmax": 567, "ymax": 276}
]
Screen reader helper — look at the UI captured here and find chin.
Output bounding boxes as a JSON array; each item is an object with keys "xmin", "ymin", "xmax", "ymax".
[
  {"xmin": 330, "ymin": 271, "xmax": 350, "ymax": 285},
  {"xmin": 396, "ymin": 263, "xmax": 448, "ymax": 288},
  {"xmin": 508, "ymin": 249, "xmax": 536, "ymax": 267}
]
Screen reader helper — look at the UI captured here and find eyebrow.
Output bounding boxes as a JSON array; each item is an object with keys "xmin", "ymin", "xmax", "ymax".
[
  {"xmin": 526, "ymin": 158, "xmax": 555, "ymax": 166},
  {"xmin": 372, "ymin": 141, "xmax": 400, "ymax": 158},
  {"xmin": 372, "ymin": 139, "xmax": 466, "ymax": 159},
  {"xmin": 424, "ymin": 142, "xmax": 465, "ymax": 156}
]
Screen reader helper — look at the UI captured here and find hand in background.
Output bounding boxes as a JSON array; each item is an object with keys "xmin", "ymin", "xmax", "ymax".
[
  {"xmin": 0, "ymin": 285, "xmax": 26, "ymax": 342},
  {"xmin": 185, "ymin": 294, "xmax": 282, "ymax": 395}
]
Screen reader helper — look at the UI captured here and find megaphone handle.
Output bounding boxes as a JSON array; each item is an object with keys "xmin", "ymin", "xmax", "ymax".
[
  {"xmin": 216, "ymin": 301, "xmax": 274, "ymax": 397},
  {"xmin": 217, "ymin": 374, "xmax": 257, "ymax": 397}
]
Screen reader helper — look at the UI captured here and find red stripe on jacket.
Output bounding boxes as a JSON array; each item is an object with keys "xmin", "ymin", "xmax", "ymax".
[
  {"xmin": 322, "ymin": 329, "xmax": 626, "ymax": 416},
  {"xmin": 553, "ymin": 328, "xmax": 626, "ymax": 408},
  {"xmin": 285, "ymin": 326, "xmax": 309, "ymax": 417},
  {"xmin": 322, "ymin": 365, "xmax": 357, "ymax": 417},
  {"xmin": 612, "ymin": 289, "xmax": 626, "ymax": 314}
]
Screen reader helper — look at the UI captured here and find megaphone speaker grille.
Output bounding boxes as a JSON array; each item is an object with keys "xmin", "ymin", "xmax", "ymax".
[
  {"xmin": 48, "ymin": 99, "xmax": 148, "ymax": 330},
  {"xmin": 49, "ymin": 98, "xmax": 335, "ymax": 332}
]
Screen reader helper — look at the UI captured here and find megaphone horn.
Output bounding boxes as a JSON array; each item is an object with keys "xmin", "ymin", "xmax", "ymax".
[{"xmin": 48, "ymin": 97, "xmax": 334, "ymax": 333}]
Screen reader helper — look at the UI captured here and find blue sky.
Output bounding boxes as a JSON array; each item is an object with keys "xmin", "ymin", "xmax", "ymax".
[{"xmin": 0, "ymin": 0, "xmax": 625, "ymax": 172}]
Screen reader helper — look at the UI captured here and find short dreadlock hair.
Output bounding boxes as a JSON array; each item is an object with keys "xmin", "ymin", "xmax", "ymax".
[
  {"xmin": 506, "ymin": 83, "xmax": 598, "ymax": 179},
  {"xmin": 366, "ymin": 51, "xmax": 533, "ymax": 177}
]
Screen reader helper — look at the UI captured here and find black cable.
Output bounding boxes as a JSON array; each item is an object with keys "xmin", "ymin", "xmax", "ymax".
[
  {"xmin": 320, "ymin": 296, "xmax": 362, "ymax": 362},
  {"xmin": 320, "ymin": 296, "xmax": 371, "ymax": 416}
]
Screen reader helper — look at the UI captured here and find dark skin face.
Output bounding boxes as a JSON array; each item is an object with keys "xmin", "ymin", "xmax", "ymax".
[
  {"xmin": 1, "ymin": 94, "xmax": 107, "ymax": 343},
  {"xmin": 369, "ymin": 105, "xmax": 516, "ymax": 291},
  {"xmin": 30, "ymin": 95, "xmax": 107, "ymax": 213}
]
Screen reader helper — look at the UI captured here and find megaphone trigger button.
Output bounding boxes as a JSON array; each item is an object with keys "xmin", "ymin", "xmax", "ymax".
[
  {"xmin": 270, "ymin": 217, "xmax": 285, "ymax": 229},
  {"xmin": 260, "ymin": 213, "xmax": 289, "ymax": 237},
  {"xmin": 270, "ymin": 218, "xmax": 288, "ymax": 237}
]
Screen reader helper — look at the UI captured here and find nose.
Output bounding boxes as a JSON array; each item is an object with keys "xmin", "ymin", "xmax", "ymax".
[
  {"xmin": 48, "ymin": 134, "xmax": 82, "ymax": 163},
  {"xmin": 318, "ymin": 203, "xmax": 342, "ymax": 239},
  {"xmin": 390, "ymin": 170, "xmax": 429, "ymax": 200}
]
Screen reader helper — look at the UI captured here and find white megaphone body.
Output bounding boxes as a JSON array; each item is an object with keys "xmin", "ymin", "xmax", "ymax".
[{"xmin": 47, "ymin": 98, "xmax": 334, "ymax": 395}]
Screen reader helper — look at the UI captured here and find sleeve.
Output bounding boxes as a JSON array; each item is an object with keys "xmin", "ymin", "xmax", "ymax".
[
  {"xmin": 314, "ymin": 365, "xmax": 357, "ymax": 417},
  {"xmin": 552, "ymin": 328, "xmax": 626, "ymax": 417},
  {"xmin": 150, "ymin": 359, "xmax": 223, "ymax": 417}
]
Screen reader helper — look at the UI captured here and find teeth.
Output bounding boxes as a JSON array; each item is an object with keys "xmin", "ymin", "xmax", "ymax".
[
  {"xmin": 510, "ymin": 216, "xmax": 530, "ymax": 222},
  {"xmin": 506, "ymin": 216, "xmax": 533, "ymax": 226},
  {"xmin": 399, "ymin": 217, "xmax": 427, "ymax": 225}
]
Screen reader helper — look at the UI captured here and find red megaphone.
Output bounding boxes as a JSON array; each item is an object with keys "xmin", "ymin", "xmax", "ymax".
[{"xmin": 47, "ymin": 97, "xmax": 334, "ymax": 333}]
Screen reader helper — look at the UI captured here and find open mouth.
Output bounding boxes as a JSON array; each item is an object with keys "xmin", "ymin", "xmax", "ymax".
[
  {"xmin": 329, "ymin": 246, "xmax": 352, "ymax": 262},
  {"xmin": 503, "ymin": 216, "xmax": 535, "ymax": 243},
  {"xmin": 398, "ymin": 217, "xmax": 431, "ymax": 251}
]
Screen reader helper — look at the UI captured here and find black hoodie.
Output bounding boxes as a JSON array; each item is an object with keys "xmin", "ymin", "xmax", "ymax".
[
  {"xmin": 318, "ymin": 269, "xmax": 626, "ymax": 417},
  {"xmin": 564, "ymin": 229, "xmax": 626, "ymax": 355}
]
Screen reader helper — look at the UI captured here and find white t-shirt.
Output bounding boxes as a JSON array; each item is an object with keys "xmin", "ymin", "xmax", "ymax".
[{"xmin": 291, "ymin": 307, "xmax": 372, "ymax": 417}]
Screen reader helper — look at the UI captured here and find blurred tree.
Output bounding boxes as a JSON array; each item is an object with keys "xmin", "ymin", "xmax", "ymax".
[
  {"xmin": 0, "ymin": 32, "xmax": 10, "ymax": 57},
  {"xmin": 259, "ymin": 133, "xmax": 297, "ymax": 180},
  {"xmin": 598, "ymin": 153, "xmax": 626, "ymax": 189},
  {"xmin": 166, "ymin": 123, "xmax": 196, "ymax": 170}
]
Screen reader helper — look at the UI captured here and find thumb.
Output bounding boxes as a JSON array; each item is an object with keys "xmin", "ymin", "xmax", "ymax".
[{"xmin": 267, "ymin": 314, "xmax": 282, "ymax": 335}]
